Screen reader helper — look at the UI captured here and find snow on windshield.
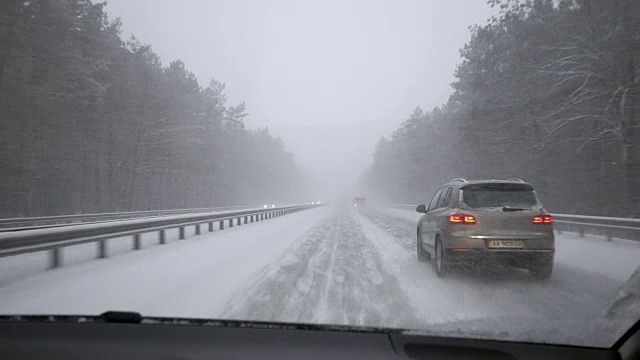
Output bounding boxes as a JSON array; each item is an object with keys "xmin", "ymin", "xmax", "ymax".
[{"xmin": 0, "ymin": 0, "xmax": 638, "ymax": 349}]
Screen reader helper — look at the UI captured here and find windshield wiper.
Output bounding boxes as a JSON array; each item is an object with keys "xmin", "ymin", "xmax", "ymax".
[
  {"xmin": 0, "ymin": 312, "xmax": 396, "ymax": 333},
  {"xmin": 502, "ymin": 206, "xmax": 531, "ymax": 212}
]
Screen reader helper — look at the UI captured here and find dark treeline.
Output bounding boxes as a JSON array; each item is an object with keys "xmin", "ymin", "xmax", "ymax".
[
  {"xmin": 363, "ymin": 0, "xmax": 640, "ymax": 217},
  {"xmin": 0, "ymin": 0, "xmax": 310, "ymax": 217}
]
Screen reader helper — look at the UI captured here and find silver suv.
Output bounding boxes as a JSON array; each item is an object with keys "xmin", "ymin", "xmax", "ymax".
[{"xmin": 416, "ymin": 178, "xmax": 554, "ymax": 279}]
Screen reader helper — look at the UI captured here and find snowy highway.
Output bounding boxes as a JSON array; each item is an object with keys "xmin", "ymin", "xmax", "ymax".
[{"xmin": 1, "ymin": 205, "xmax": 639, "ymax": 347}]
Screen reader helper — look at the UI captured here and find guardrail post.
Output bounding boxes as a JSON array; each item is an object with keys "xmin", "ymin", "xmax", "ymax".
[
  {"xmin": 98, "ymin": 240, "xmax": 107, "ymax": 258},
  {"xmin": 50, "ymin": 248, "xmax": 61, "ymax": 269},
  {"xmin": 220, "ymin": 220, "xmax": 224, "ymax": 230},
  {"xmin": 208, "ymin": 222, "xmax": 214, "ymax": 232},
  {"xmin": 229, "ymin": 219, "xmax": 234, "ymax": 228},
  {"xmin": 195, "ymin": 224, "xmax": 201, "ymax": 235},
  {"xmin": 237, "ymin": 217, "xmax": 241, "ymax": 226},
  {"xmin": 579, "ymin": 227, "xmax": 585, "ymax": 237},
  {"xmin": 133, "ymin": 234, "xmax": 141, "ymax": 250},
  {"xmin": 179, "ymin": 226, "xmax": 185, "ymax": 239},
  {"xmin": 159, "ymin": 230, "xmax": 166, "ymax": 244}
]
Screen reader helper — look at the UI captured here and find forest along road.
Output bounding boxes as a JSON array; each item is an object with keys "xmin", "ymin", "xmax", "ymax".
[{"xmin": 0, "ymin": 205, "xmax": 638, "ymax": 347}]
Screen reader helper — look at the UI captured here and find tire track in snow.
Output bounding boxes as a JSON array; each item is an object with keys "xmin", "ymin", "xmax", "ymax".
[
  {"xmin": 357, "ymin": 207, "xmax": 416, "ymax": 253},
  {"xmin": 220, "ymin": 208, "xmax": 421, "ymax": 329}
]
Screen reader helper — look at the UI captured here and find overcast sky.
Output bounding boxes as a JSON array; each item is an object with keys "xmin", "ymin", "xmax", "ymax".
[{"xmin": 104, "ymin": 0, "xmax": 497, "ymax": 200}]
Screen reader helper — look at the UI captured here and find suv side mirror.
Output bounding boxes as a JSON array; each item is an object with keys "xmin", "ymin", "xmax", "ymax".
[{"xmin": 416, "ymin": 204, "xmax": 427, "ymax": 213}]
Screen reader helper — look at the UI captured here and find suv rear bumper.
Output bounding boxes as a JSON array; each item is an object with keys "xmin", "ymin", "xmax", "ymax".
[
  {"xmin": 445, "ymin": 232, "xmax": 554, "ymax": 251},
  {"xmin": 444, "ymin": 248, "xmax": 554, "ymax": 268}
]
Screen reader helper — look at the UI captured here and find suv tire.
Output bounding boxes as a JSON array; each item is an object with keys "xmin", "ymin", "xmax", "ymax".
[
  {"xmin": 417, "ymin": 230, "xmax": 430, "ymax": 262},
  {"xmin": 530, "ymin": 257, "xmax": 553, "ymax": 280},
  {"xmin": 435, "ymin": 238, "xmax": 449, "ymax": 277}
]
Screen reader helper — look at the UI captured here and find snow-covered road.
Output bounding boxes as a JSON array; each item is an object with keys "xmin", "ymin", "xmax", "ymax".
[
  {"xmin": 0, "ymin": 207, "xmax": 331, "ymax": 317},
  {"xmin": 0, "ymin": 205, "xmax": 638, "ymax": 347}
]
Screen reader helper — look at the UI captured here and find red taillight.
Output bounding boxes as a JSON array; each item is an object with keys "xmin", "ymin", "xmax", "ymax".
[
  {"xmin": 533, "ymin": 215, "xmax": 553, "ymax": 224},
  {"xmin": 449, "ymin": 214, "xmax": 476, "ymax": 225}
]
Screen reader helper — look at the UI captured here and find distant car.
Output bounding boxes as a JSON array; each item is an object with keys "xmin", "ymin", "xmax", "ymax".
[
  {"xmin": 263, "ymin": 204, "xmax": 275, "ymax": 209},
  {"xmin": 353, "ymin": 197, "xmax": 366, "ymax": 207},
  {"xmin": 416, "ymin": 178, "xmax": 554, "ymax": 279}
]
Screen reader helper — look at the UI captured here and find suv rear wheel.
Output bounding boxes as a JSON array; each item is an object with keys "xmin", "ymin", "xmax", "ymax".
[
  {"xmin": 530, "ymin": 257, "xmax": 553, "ymax": 280},
  {"xmin": 417, "ymin": 230, "xmax": 430, "ymax": 262},
  {"xmin": 435, "ymin": 237, "xmax": 449, "ymax": 277}
]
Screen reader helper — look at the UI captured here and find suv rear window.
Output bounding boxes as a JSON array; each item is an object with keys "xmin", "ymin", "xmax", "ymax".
[{"xmin": 461, "ymin": 183, "xmax": 538, "ymax": 208}]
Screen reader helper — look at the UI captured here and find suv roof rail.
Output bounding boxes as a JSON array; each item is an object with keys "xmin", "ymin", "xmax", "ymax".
[
  {"xmin": 448, "ymin": 178, "xmax": 467, "ymax": 183},
  {"xmin": 507, "ymin": 178, "xmax": 525, "ymax": 182}
]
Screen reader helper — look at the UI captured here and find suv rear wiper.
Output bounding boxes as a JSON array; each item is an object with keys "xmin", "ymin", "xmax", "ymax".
[{"xmin": 502, "ymin": 206, "xmax": 531, "ymax": 212}]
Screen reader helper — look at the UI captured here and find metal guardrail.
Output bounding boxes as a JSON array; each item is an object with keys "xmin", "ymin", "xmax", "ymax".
[
  {"xmin": 0, "ymin": 204, "xmax": 322, "ymax": 268},
  {"xmin": 386, "ymin": 204, "xmax": 640, "ymax": 242},
  {"xmin": 551, "ymin": 213, "xmax": 640, "ymax": 241},
  {"xmin": 0, "ymin": 206, "xmax": 258, "ymax": 231}
]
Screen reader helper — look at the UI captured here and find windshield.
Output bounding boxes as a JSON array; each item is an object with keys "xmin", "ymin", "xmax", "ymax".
[
  {"xmin": 462, "ymin": 184, "xmax": 538, "ymax": 208},
  {"xmin": 1, "ymin": 0, "xmax": 638, "ymax": 350}
]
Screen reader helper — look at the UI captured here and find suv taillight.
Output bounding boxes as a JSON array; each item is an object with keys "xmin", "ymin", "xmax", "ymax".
[
  {"xmin": 449, "ymin": 214, "xmax": 476, "ymax": 225},
  {"xmin": 533, "ymin": 215, "xmax": 553, "ymax": 224}
]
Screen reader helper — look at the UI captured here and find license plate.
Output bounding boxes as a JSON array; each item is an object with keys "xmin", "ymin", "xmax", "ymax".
[{"xmin": 487, "ymin": 240, "xmax": 523, "ymax": 248}]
